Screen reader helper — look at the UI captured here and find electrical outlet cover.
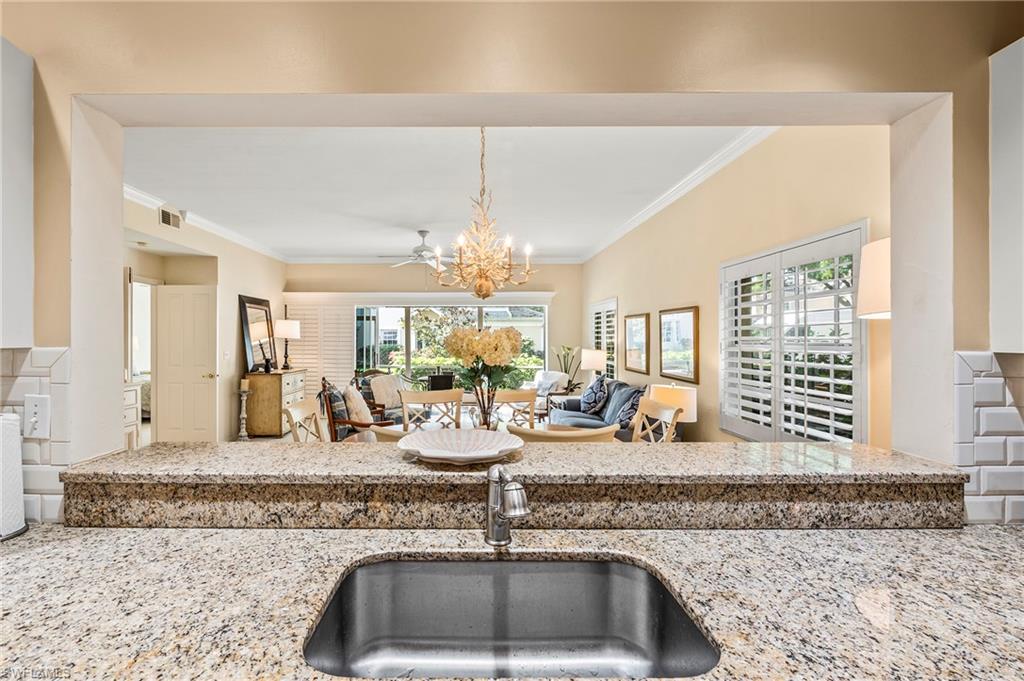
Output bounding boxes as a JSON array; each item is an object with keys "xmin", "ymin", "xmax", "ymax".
[{"xmin": 23, "ymin": 394, "xmax": 51, "ymax": 439}]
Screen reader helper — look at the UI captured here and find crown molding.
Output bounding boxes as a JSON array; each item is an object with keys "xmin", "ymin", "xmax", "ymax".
[
  {"xmin": 283, "ymin": 290, "xmax": 557, "ymax": 307},
  {"xmin": 285, "ymin": 256, "xmax": 584, "ymax": 265},
  {"xmin": 123, "ymin": 184, "xmax": 288, "ymax": 262},
  {"xmin": 122, "ymin": 184, "xmax": 164, "ymax": 210},
  {"xmin": 579, "ymin": 126, "xmax": 779, "ymax": 262}
]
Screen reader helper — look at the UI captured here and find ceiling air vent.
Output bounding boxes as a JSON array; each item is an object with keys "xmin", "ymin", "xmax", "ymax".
[{"xmin": 158, "ymin": 204, "xmax": 182, "ymax": 230}]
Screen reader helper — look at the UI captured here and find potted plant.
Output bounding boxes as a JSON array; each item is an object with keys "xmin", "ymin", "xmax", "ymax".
[
  {"xmin": 551, "ymin": 345, "xmax": 585, "ymax": 394},
  {"xmin": 444, "ymin": 327, "xmax": 523, "ymax": 428}
]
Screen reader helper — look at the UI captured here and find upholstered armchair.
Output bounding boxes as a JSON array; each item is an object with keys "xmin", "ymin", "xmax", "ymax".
[{"xmin": 519, "ymin": 369, "xmax": 571, "ymax": 418}]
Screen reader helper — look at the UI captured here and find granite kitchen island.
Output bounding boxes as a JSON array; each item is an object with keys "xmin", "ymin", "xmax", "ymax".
[
  {"xmin": 2, "ymin": 524, "xmax": 1021, "ymax": 680},
  {"xmin": 61, "ymin": 441, "xmax": 966, "ymax": 529}
]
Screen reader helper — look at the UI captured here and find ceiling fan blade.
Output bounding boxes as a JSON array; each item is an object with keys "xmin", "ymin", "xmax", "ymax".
[{"xmin": 390, "ymin": 259, "xmax": 417, "ymax": 268}]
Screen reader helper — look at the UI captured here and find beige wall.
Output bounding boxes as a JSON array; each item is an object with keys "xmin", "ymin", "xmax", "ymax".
[
  {"xmin": 124, "ymin": 199, "xmax": 287, "ymax": 441},
  {"xmin": 582, "ymin": 126, "xmax": 892, "ymax": 447},
  {"xmin": 2, "ymin": 2, "xmax": 1021, "ymax": 352},
  {"xmin": 124, "ymin": 247, "xmax": 165, "ymax": 282},
  {"xmin": 286, "ymin": 263, "xmax": 582, "ymax": 367}
]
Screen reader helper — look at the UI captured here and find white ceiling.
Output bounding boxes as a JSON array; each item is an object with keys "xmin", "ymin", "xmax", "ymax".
[{"xmin": 124, "ymin": 126, "xmax": 768, "ymax": 263}]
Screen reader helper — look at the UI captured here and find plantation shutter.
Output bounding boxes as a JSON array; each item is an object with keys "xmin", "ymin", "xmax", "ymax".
[
  {"xmin": 719, "ymin": 254, "xmax": 776, "ymax": 441},
  {"xmin": 777, "ymin": 230, "xmax": 862, "ymax": 443},
  {"xmin": 590, "ymin": 299, "xmax": 617, "ymax": 379},
  {"xmin": 283, "ymin": 304, "xmax": 355, "ymax": 399},
  {"xmin": 719, "ymin": 223, "xmax": 866, "ymax": 443}
]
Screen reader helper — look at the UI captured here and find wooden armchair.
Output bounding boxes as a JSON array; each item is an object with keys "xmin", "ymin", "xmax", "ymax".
[{"xmin": 321, "ymin": 377, "xmax": 395, "ymax": 442}]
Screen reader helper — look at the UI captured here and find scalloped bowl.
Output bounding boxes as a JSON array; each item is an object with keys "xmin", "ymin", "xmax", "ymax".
[{"xmin": 397, "ymin": 429, "xmax": 524, "ymax": 465}]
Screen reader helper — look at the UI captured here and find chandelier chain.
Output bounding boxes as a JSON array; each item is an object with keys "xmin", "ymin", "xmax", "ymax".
[{"xmin": 479, "ymin": 126, "xmax": 487, "ymax": 204}]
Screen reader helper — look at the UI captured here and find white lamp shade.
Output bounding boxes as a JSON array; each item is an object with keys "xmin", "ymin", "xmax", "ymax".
[
  {"xmin": 857, "ymin": 237, "xmax": 891, "ymax": 320},
  {"xmin": 275, "ymin": 319, "xmax": 301, "ymax": 340},
  {"xmin": 580, "ymin": 348, "xmax": 606, "ymax": 371},
  {"xmin": 648, "ymin": 384, "xmax": 698, "ymax": 423}
]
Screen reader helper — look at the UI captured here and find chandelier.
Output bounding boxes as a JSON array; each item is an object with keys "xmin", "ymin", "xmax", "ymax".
[{"xmin": 433, "ymin": 126, "xmax": 535, "ymax": 300}]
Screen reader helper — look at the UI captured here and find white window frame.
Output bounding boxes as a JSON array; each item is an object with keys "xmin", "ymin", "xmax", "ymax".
[
  {"xmin": 589, "ymin": 298, "xmax": 618, "ymax": 379},
  {"xmin": 719, "ymin": 220, "xmax": 868, "ymax": 443}
]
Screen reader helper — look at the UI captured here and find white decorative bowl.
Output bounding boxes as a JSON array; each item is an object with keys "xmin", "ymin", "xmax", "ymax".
[{"xmin": 398, "ymin": 429, "xmax": 524, "ymax": 466}]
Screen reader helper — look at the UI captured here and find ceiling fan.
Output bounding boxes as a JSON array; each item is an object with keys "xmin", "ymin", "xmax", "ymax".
[{"xmin": 380, "ymin": 230, "xmax": 452, "ymax": 270}]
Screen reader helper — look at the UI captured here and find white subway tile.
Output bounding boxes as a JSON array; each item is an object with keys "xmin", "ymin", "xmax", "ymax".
[
  {"xmin": 959, "ymin": 351, "xmax": 994, "ymax": 374},
  {"xmin": 977, "ymin": 407, "xmax": 1024, "ymax": 436},
  {"xmin": 980, "ymin": 467, "xmax": 1024, "ymax": 495},
  {"xmin": 974, "ymin": 436, "xmax": 1007, "ymax": 465},
  {"xmin": 975, "ymin": 377, "xmax": 1008, "ymax": 406},
  {"xmin": 1, "ymin": 376, "xmax": 40, "ymax": 404},
  {"xmin": 37, "ymin": 441, "xmax": 50, "ymax": 465},
  {"xmin": 50, "ymin": 350, "xmax": 70, "ymax": 384},
  {"xmin": 954, "ymin": 355, "xmax": 974, "ymax": 385},
  {"xmin": 0, "ymin": 350, "xmax": 12, "ymax": 377},
  {"xmin": 10, "ymin": 349, "xmax": 47, "ymax": 377},
  {"xmin": 1008, "ymin": 437, "xmax": 1024, "ymax": 465},
  {"xmin": 50, "ymin": 442, "xmax": 71, "ymax": 466},
  {"xmin": 23, "ymin": 495, "xmax": 40, "ymax": 523},
  {"xmin": 965, "ymin": 496, "xmax": 1005, "ymax": 523},
  {"xmin": 49, "ymin": 383, "xmax": 70, "ymax": 442},
  {"xmin": 21, "ymin": 440, "xmax": 40, "ymax": 465},
  {"xmin": 954, "ymin": 444, "xmax": 975, "ymax": 466},
  {"xmin": 21, "ymin": 465, "xmax": 63, "ymax": 494},
  {"xmin": 30, "ymin": 348, "xmax": 65, "ymax": 369},
  {"xmin": 40, "ymin": 495, "xmax": 63, "ymax": 523},
  {"xmin": 1007, "ymin": 497, "xmax": 1024, "ymax": 523},
  {"xmin": 954, "ymin": 385, "xmax": 975, "ymax": 443},
  {"xmin": 963, "ymin": 467, "xmax": 980, "ymax": 495}
]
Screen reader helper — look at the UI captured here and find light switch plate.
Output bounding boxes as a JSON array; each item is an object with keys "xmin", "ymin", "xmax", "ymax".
[{"xmin": 23, "ymin": 394, "xmax": 51, "ymax": 439}]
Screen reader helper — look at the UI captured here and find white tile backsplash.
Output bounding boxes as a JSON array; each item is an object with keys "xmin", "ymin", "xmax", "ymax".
[
  {"xmin": 977, "ymin": 407, "xmax": 1024, "ymax": 435},
  {"xmin": 965, "ymin": 496, "xmax": 1006, "ymax": 524},
  {"xmin": 1006, "ymin": 496, "xmax": 1024, "ymax": 523},
  {"xmin": 974, "ymin": 436, "xmax": 1006, "ymax": 465},
  {"xmin": 954, "ymin": 384, "xmax": 975, "ymax": 443},
  {"xmin": 980, "ymin": 467, "xmax": 1024, "ymax": 495},
  {"xmin": 1008, "ymin": 437, "xmax": 1024, "ymax": 465},
  {"xmin": 975, "ymin": 377, "xmax": 1008, "ymax": 406},
  {"xmin": 2, "ymin": 346, "xmax": 71, "ymax": 525},
  {"xmin": 955, "ymin": 352, "xmax": 1024, "ymax": 524}
]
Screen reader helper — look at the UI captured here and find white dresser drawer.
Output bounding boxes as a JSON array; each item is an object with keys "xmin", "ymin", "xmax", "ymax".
[
  {"xmin": 123, "ymin": 388, "xmax": 139, "ymax": 408},
  {"xmin": 122, "ymin": 406, "xmax": 139, "ymax": 426}
]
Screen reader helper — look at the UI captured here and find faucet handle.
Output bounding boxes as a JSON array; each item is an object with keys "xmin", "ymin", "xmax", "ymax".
[{"xmin": 500, "ymin": 481, "xmax": 531, "ymax": 519}]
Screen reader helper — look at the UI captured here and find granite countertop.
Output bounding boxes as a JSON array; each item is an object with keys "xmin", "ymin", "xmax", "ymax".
[
  {"xmin": 61, "ymin": 440, "xmax": 966, "ymax": 485},
  {"xmin": 2, "ymin": 525, "xmax": 1022, "ymax": 679}
]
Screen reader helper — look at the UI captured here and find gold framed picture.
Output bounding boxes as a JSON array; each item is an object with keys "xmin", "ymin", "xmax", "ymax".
[
  {"xmin": 623, "ymin": 313, "xmax": 650, "ymax": 375},
  {"xmin": 659, "ymin": 306, "xmax": 699, "ymax": 384}
]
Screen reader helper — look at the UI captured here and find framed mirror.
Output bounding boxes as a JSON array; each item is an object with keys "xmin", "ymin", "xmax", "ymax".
[
  {"xmin": 659, "ymin": 306, "xmax": 699, "ymax": 384},
  {"xmin": 239, "ymin": 295, "xmax": 277, "ymax": 373}
]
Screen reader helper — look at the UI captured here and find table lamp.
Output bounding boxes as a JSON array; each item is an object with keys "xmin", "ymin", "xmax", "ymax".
[
  {"xmin": 580, "ymin": 348, "xmax": 606, "ymax": 386},
  {"xmin": 275, "ymin": 319, "xmax": 301, "ymax": 370},
  {"xmin": 648, "ymin": 384, "xmax": 698, "ymax": 424}
]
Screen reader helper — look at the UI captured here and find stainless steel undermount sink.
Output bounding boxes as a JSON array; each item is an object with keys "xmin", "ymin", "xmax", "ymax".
[{"xmin": 303, "ymin": 560, "xmax": 720, "ymax": 678}]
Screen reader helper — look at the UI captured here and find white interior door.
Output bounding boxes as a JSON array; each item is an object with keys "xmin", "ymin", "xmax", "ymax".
[{"xmin": 155, "ymin": 285, "xmax": 218, "ymax": 442}]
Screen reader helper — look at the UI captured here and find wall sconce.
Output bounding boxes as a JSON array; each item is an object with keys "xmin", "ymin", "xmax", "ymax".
[{"xmin": 857, "ymin": 237, "xmax": 891, "ymax": 320}]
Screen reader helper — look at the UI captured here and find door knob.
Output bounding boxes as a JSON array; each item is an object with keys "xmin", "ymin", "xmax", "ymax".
[{"xmin": 203, "ymin": 372, "xmax": 218, "ymax": 379}]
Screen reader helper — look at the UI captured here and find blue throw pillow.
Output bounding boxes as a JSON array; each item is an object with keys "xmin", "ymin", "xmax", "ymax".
[
  {"xmin": 580, "ymin": 377, "xmax": 609, "ymax": 415},
  {"xmin": 615, "ymin": 390, "xmax": 643, "ymax": 428}
]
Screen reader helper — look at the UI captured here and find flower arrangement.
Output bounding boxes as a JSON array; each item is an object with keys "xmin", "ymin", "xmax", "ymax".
[{"xmin": 444, "ymin": 327, "xmax": 523, "ymax": 427}]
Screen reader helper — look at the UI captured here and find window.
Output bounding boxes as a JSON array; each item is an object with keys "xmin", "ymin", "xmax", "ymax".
[
  {"xmin": 354, "ymin": 304, "xmax": 548, "ymax": 381},
  {"xmin": 590, "ymin": 299, "xmax": 617, "ymax": 379},
  {"xmin": 720, "ymin": 224, "xmax": 865, "ymax": 443}
]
